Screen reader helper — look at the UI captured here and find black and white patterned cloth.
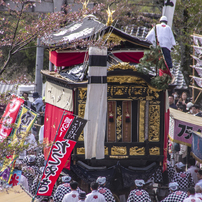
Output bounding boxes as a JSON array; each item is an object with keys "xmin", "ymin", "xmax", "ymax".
[
  {"xmin": 172, "ymin": 171, "xmax": 195, "ymax": 191},
  {"xmin": 98, "ymin": 186, "xmax": 115, "ymax": 202},
  {"xmin": 31, "ymin": 174, "xmax": 57, "ymax": 201},
  {"xmin": 127, "ymin": 189, "xmax": 151, "ymax": 202},
  {"xmin": 54, "ymin": 183, "xmax": 71, "ymax": 202},
  {"xmin": 150, "ymin": 167, "xmax": 163, "ymax": 184},
  {"xmin": 161, "ymin": 190, "xmax": 187, "ymax": 202},
  {"xmin": 36, "ymin": 150, "xmax": 45, "ymax": 167},
  {"xmin": 167, "ymin": 164, "xmax": 176, "ymax": 183}
]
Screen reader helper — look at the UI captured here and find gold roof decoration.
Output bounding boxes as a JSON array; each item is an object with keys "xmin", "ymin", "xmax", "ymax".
[
  {"xmin": 106, "ymin": 6, "xmax": 115, "ymax": 26},
  {"xmin": 81, "ymin": 0, "xmax": 89, "ymax": 10},
  {"xmin": 103, "ymin": 33, "xmax": 125, "ymax": 44},
  {"xmin": 108, "ymin": 62, "xmax": 137, "ymax": 72}
]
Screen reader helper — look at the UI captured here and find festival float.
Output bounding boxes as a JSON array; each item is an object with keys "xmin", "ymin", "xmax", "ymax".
[{"xmin": 41, "ymin": 8, "xmax": 172, "ymax": 198}]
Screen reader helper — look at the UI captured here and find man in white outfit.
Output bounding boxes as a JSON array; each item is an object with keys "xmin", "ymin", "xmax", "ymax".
[
  {"xmin": 146, "ymin": 15, "xmax": 176, "ymax": 69},
  {"xmin": 183, "ymin": 187, "xmax": 201, "ymax": 202},
  {"xmin": 62, "ymin": 181, "xmax": 79, "ymax": 202},
  {"xmin": 85, "ymin": 182, "xmax": 106, "ymax": 202}
]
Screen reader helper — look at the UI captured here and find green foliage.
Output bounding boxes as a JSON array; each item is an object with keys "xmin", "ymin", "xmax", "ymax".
[{"xmin": 137, "ymin": 45, "xmax": 172, "ymax": 90}]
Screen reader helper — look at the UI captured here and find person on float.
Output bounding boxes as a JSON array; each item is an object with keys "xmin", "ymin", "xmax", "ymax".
[
  {"xmin": 54, "ymin": 175, "xmax": 72, "ymax": 202},
  {"xmin": 85, "ymin": 182, "xmax": 106, "ymax": 202},
  {"xmin": 127, "ymin": 179, "xmax": 151, "ymax": 202},
  {"xmin": 62, "ymin": 181, "xmax": 79, "ymax": 202},
  {"xmin": 96, "ymin": 176, "xmax": 115, "ymax": 202},
  {"xmin": 146, "ymin": 15, "xmax": 176, "ymax": 70},
  {"xmin": 161, "ymin": 182, "xmax": 187, "ymax": 202},
  {"xmin": 183, "ymin": 187, "xmax": 201, "ymax": 202},
  {"xmin": 173, "ymin": 162, "xmax": 194, "ymax": 192}
]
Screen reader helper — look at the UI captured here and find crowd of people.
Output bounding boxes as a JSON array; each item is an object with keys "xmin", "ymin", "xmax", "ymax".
[
  {"xmin": 169, "ymin": 91, "xmax": 202, "ymax": 116},
  {"xmin": 7, "ymin": 91, "xmax": 202, "ymax": 202}
]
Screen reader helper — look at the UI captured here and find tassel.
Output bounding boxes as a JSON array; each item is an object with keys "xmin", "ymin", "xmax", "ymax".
[
  {"xmin": 109, "ymin": 112, "xmax": 114, "ymax": 122},
  {"xmin": 126, "ymin": 112, "xmax": 130, "ymax": 123},
  {"xmin": 125, "ymin": 101, "xmax": 130, "ymax": 123}
]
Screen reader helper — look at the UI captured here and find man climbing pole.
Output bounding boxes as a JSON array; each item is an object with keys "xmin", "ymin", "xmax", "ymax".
[{"xmin": 146, "ymin": 16, "xmax": 176, "ymax": 70}]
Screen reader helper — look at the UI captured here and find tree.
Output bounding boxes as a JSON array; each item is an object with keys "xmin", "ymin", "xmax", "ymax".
[{"xmin": 0, "ymin": 0, "xmax": 87, "ymax": 76}]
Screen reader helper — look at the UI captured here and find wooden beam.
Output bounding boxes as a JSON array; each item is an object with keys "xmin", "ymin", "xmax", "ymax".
[{"xmin": 189, "ymin": 85, "xmax": 202, "ymax": 91}]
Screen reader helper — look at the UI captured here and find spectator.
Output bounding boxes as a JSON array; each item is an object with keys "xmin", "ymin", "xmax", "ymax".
[
  {"xmin": 186, "ymin": 102, "xmax": 194, "ymax": 114},
  {"xmin": 187, "ymin": 158, "xmax": 199, "ymax": 184},
  {"xmin": 196, "ymin": 170, "xmax": 202, "ymax": 188},
  {"xmin": 169, "ymin": 95, "xmax": 177, "ymax": 109},
  {"xmin": 22, "ymin": 92, "xmax": 32, "ymax": 108},
  {"xmin": 177, "ymin": 92, "xmax": 189, "ymax": 112},
  {"xmin": 192, "ymin": 104, "xmax": 202, "ymax": 117},
  {"xmin": 32, "ymin": 92, "xmax": 44, "ymax": 113},
  {"xmin": 195, "ymin": 185, "xmax": 202, "ymax": 200},
  {"xmin": 183, "ymin": 187, "xmax": 201, "ymax": 202}
]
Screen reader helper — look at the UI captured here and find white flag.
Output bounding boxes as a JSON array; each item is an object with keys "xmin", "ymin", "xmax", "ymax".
[
  {"xmin": 162, "ymin": 0, "xmax": 177, "ymax": 28},
  {"xmin": 193, "ymin": 76, "xmax": 202, "ymax": 88}
]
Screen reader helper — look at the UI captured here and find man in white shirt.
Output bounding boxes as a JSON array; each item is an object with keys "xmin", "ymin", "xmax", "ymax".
[
  {"xmin": 85, "ymin": 182, "xmax": 106, "ymax": 202},
  {"xmin": 195, "ymin": 185, "xmax": 202, "ymax": 200},
  {"xmin": 196, "ymin": 170, "xmax": 202, "ymax": 188},
  {"xmin": 183, "ymin": 187, "xmax": 201, "ymax": 202},
  {"xmin": 146, "ymin": 15, "xmax": 176, "ymax": 69},
  {"xmin": 187, "ymin": 158, "xmax": 199, "ymax": 184},
  {"xmin": 62, "ymin": 181, "xmax": 79, "ymax": 202}
]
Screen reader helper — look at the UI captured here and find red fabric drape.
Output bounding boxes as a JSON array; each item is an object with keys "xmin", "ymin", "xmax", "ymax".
[
  {"xmin": 113, "ymin": 52, "xmax": 144, "ymax": 63},
  {"xmin": 163, "ymin": 93, "xmax": 170, "ymax": 172},
  {"xmin": 49, "ymin": 51, "xmax": 144, "ymax": 67},
  {"xmin": 49, "ymin": 51, "xmax": 87, "ymax": 67}
]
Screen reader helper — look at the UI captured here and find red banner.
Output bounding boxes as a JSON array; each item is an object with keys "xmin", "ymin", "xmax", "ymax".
[
  {"xmin": 37, "ymin": 113, "xmax": 75, "ymax": 196},
  {"xmin": 0, "ymin": 97, "xmax": 24, "ymax": 142},
  {"xmin": 43, "ymin": 103, "xmax": 73, "ymax": 159}
]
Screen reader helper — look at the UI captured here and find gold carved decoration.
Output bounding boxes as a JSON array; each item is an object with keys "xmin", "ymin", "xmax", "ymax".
[
  {"xmin": 116, "ymin": 105, "xmax": 122, "ymax": 141},
  {"xmin": 139, "ymin": 101, "xmax": 146, "ymax": 142},
  {"xmin": 78, "ymin": 88, "xmax": 87, "ymax": 100},
  {"xmin": 109, "ymin": 155, "xmax": 128, "ymax": 159},
  {"xmin": 108, "ymin": 62, "xmax": 137, "ymax": 72},
  {"xmin": 103, "ymin": 33, "xmax": 125, "ymax": 44},
  {"xmin": 149, "ymin": 147, "xmax": 160, "ymax": 155},
  {"xmin": 115, "ymin": 88, "xmax": 124, "ymax": 95},
  {"xmin": 105, "ymin": 146, "xmax": 108, "ymax": 155},
  {"xmin": 78, "ymin": 104, "xmax": 86, "ymax": 118},
  {"xmin": 106, "ymin": 6, "xmax": 115, "ymax": 26},
  {"xmin": 130, "ymin": 146, "xmax": 145, "ymax": 155},
  {"xmin": 78, "ymin": 131, "xmax": 84, "ymax": 141},
  {"xmin": 77, "ymin": 147, "xmax": 85, "ymax": 154},
  {"xmin": 111, "ymin": 146, "xmax": 127, "ymax": 155},
  {"xmin": 107, "ymin": 76, "xmax": 145, "ymax": 85},
  {"xmin": 148, "ymin": 105, "xmax": 160, "ymax": 142}
]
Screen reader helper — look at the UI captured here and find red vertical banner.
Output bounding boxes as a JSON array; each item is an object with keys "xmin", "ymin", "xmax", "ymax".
[
  {"xmin": 0, "ymin": 97, "xmax": 24, "ymax": 142},
  {"xmin": 37, "ymin": 113, "xmax": 75, "ymax": 196},
  {"xmin": 163, "ymin": 91, "xmax": 169, "ymax": 172},
  {"xmin": 43, "ymin": 103, "xmax": 72, "ymax": 159}
]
